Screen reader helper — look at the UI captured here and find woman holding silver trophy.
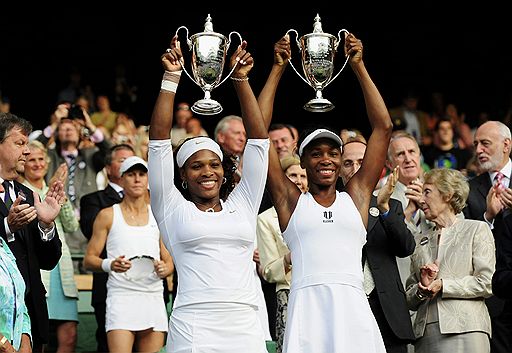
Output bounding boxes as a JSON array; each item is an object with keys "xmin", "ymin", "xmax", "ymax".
[
  {"xmin": 148, "ymin": 33, "xmax": 270, "ymax": 353},
  {"xmin": 259, "ymin": 30, "xmax": 392, "ymax": 352}
]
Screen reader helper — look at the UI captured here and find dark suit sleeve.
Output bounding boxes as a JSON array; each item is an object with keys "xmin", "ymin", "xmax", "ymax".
[
  {"xmin": 31, "ymin": 220, "xmax": 62, "ymax": 270},
  {"xmin": 492, "ymin": 211, "xmax": 512, "ymax": 299},
  {"xmin": 379, "ymin": 199, "xmax": 416, "ymax": 258},
  {"xmin": 79, "ymin": 193, "xmax": 101, "ymax": 240}
]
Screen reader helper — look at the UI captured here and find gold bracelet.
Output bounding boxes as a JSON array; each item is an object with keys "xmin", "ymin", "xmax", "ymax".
[{"xmin": 230, "ymin": 76, "xmax": 249, "ymax": 82}]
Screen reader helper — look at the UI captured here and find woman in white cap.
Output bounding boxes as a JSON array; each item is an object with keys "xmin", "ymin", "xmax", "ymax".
[
  {"xmin": 148, "ymin": 35, "xmax": 269, "ymax": 353},
  {"xmin": 258, "ymin": 33, "xmax": 393, "ymax": 352},
  {"xmin": 84, "ymin": 155, "xmax": 174, "ymax": 353}
]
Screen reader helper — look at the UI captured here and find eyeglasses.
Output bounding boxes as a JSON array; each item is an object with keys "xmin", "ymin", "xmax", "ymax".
[{"xmin": 177, "ymin": 105, "xmax": 191, "ymax": 111}]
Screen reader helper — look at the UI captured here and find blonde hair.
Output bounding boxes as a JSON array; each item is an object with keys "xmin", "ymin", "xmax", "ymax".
[{"xmin": 423, "ymin": 168, "xmax": 469, "ymax": 214}]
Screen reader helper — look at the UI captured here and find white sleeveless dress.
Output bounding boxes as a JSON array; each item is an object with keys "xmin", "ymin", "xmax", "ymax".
[
  {"xmin": 105, "ymin": 203, "xmax": 168, "ymax": 332},
  {"xmin": 282, "ymin": 192, "xmax": 386, "ymax": 353}
]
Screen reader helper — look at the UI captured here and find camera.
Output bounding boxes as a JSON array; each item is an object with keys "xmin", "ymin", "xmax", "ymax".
[{"xmin": 68, "ymin": 104, "xmax": 85, "ymax": 120}]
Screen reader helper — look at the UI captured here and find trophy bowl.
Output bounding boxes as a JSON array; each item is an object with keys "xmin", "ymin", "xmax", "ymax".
[
  {"xmin": 287, "ymin": 14, "xmax": 349, "ymax": 112},
  {"xmin": 176, "ymin": 14, "xmax": 242, "ymax": 115}
]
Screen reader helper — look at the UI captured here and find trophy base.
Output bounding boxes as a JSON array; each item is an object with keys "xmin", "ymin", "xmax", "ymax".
[
  {"xmin": 191, "ymin": 99, "xmax": 223, "ymax": 115},
  {"xmin": 303, "ymin": 98, "xmax": 335, "ymax": 112}
]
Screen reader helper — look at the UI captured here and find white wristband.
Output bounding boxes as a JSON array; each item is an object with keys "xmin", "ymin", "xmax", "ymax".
[
  {"xmin": 161, "ymin": 80, "xmax": 178, "ymax": 93},
  {"xmin": 101, "ymin": 258, "xmax": 113, "ymax": 273}
]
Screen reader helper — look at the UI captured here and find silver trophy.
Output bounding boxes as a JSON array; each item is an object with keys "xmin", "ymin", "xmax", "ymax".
[
  {"xmin": 286, "ymin": 14, "xmax": 349, "ymax": 112},
  {"xmin": 175, "ymin": 14, "xmax": 242, "ymax": 115}
]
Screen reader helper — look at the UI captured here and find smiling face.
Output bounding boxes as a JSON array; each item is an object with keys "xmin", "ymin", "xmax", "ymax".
[
  {"xmin": 180, "ymin": 149, "xmax": 224, "ymax": 202},
  {"xmin": 0, "ymin": 127, "xmax": 30, "ymax": 180},
  {"xmin": 23, "ymin": 146, "xmax": 48, "ymax": 183},
  {"xmin": 301, "ymin": 138, "xmax": 342, "ymax": 187}
]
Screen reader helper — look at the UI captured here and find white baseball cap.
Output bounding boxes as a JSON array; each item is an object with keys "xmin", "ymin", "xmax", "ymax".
[
  {"xmin": 298, "ymin": 128, "xmax": 343, "ymax": 157},
  {"xmin": 120, "ymin": 156, "xmax": 148, "ymax": 176}
]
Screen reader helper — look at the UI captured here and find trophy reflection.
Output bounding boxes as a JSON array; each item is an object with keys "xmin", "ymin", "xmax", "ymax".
[
  {"xmin": 287, "ymin": 14, "xmax": 349, "ymax": 112},
  {"xmin": 175, "ymin": 14, "xmax": 242, "ymax": 115}
]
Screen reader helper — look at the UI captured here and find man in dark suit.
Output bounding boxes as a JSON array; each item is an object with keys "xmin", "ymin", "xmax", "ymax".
[
  {"xmin": 493, "ymin": 210, "xmax": 512, "ymax": 299},
  {"xmin": 0, "ymin": 113, "xmax": 65, "ymax": 351},
  {"xmin": 79, "ymin": 143, "xmax": 134, "ymax": 352},
  {"xmin": 463, "ymin": 120, "xmax": 512, "ymax": 353},
  {"xmin": 339, "ymin": 139, "xmax": 416, "ymax": 353}
]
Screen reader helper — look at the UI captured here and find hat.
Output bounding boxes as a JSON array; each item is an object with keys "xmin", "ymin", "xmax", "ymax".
[
  {"xmin": 120, "ymin": 156, "xmax": 148, "ymax": 176},
  {"xmin": 298, "ymin": 128, "xmax": 343, "ymax": 157},
  {"xmin": 280, "ymin": 155, "xmax": 301, "ymax": 172}
]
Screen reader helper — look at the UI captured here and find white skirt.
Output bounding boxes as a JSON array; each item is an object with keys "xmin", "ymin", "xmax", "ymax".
[
  {"xmin": 106, "ymin": 293, "xmax": 168, "ymax": 332},
  {"xmin": 167, "ymin": 303, "xmax": 268, "ymax": 353}
]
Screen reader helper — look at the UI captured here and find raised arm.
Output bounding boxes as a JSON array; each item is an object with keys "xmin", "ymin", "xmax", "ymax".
[
  {"xmin": 257, "ymin": 35, "xmax": 300, "ymax": 232},
  {"xmin": 149, "ymin": 35, "xmax": 183, "ymax": 140},
  {"xmin": 344, "ymin": 33, "xmax": 393, "ymax": 224},
  {"xmin": 229, "ymin": 41, "xmax": 267, "ymax": 139}
]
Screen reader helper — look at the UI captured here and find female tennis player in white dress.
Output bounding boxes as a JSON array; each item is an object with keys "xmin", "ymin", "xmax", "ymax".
[
  {"xmin": 148, "ymin": 37, "xmax": 270, "ymax": 353},
  {"xmin": 84, "ymin": 156, "xmax": 174, "ymax": 353},
  {"xmin": 259, "ymin": 33, "xmax": 392, "ymax": 353}
]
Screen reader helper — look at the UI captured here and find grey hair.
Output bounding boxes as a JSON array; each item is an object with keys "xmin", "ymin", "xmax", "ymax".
[
  {"xmin": 490, "ymin": 120, "xmax": 511, "ymax": 140},
  {"xmin": 214, "ymin": 115, "xmax": 243, "ymax": 143},
  {"xmin": 387, "ymin": 130, "xmax": 420, "ymax": 161}
]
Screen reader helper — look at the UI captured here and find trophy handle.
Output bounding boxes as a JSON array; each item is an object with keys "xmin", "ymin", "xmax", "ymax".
[
  {"xmin": 174, "ymin": 26, "xmax": 203, "ymax": 88},
  {"xmin": 216, "ymin": 31, "xmax": 243, "ymax": 87},
  {"xmin": 285, "ymin": 29, "xmax": 314, "ymax": 88},
  {"xmin": 324, "ymin": 29, "xmax": 350, "ymax": 89}
]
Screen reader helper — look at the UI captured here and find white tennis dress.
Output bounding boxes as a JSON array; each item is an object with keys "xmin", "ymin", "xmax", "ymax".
[
  {"xmin": 148, "ymin": 138, "xmax": 270, "ymax": 353},
  {"xmin": 105, "ymin": 203, "xmax": 168, "ymax": 332},
  {"xmin": 282, "ymin": 192, "xmax": 386, "ymax": 353}
]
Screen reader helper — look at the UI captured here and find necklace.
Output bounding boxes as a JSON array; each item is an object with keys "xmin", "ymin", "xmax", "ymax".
[{"xmin": 195, "ymin": 201, "xmax": 220, "ymax": 213}]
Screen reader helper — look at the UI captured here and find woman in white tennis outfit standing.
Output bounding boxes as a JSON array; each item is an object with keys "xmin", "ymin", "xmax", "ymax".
[
  {"xmin": 148, "ymin": 36, "xmax": 270, "ymax": 353},
  {"xmin": 259, "ymin": 33, "xmax": 393, "ymax": 353},
  {"xmin": 84, "ymin": 156, "xmax": 174, "ymax": 353}
]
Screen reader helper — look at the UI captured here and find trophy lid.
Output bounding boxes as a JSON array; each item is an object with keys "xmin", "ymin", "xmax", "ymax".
[
  {"xmin": 312, "ymin": 14, "xmax": 323, "ymax": 33},
  {"xmin": 204, "ymin": 14, "xmax": 214, "ymax": 32}
]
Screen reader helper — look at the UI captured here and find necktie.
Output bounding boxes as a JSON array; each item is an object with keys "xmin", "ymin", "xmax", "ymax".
[
  {"xmin": 495, "ymin": 172, "xmax": 505, "ymax": 189},
  {"xmin": 363, "ymin": 259, "xmax": 375, "ymax": 296},
  {"xmin": 3, "ymin": 181, "xmax": 13, "ymax": 209},
  {"xmin": 67, "ymin": 155, "xmax": 77, "ymax": 202}
]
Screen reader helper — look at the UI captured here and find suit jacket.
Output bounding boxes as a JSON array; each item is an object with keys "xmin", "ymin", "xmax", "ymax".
[
  {"xmin": 492, "ymin": 210, "xmax": 512, "ymax": 299},
  {"xmin": 79, "ymin": 184, "xmax": 122, "ymax": 305},
  {"xmin": 365, "ymin": 195, "xmax": 416, "ymax": 341},
  {"xmin": 405, "ymin": 219, "xmax": 495, "ymax": 338},
  {"xmin": 0, "ymin": 180, "xmax": 62, "ymax": 344},
  {"xmin": 463, "ymin": 172, "xmax": 510, "ymax": 317}
]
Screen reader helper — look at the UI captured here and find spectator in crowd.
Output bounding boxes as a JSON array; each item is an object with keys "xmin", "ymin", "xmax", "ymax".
[
  {"xmin": 268, "ymin": 123, "xmax": 296, "ymax": 159},
  {"xmin": 0, "ymin": 112, "xmax": 65, "ymax": 351},
  {"xmin": 463, "ymin": 120, "xmax": 512, "ymax": 353},
  {"xmin": 1, "ymin": 234, "xmax": 32, "ymax": 353},
  {"xmin": 389, "ymin": 89, "xmax": 430, "ymax": 146},
  {"xmin": 406, "ymin": 168, "xmax": 494, "ymax": 353},
  {"xmin": 90, "ymin": 95, "xmax": 118, "ymax": 135},
  {"xmin": 170, "ymin": 102, "xmax": 193, "ymax": 148},
  {"xmin": 19, "ymin": 140, "xmax": 80, "ymax": 353}
]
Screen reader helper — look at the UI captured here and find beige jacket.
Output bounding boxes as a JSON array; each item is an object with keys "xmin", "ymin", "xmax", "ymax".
[
  {"xmin": 406, "ymin": 218, "xmax": 495, "ymax": 338},
  {"xmin": 256, "ymin": 207, "xmax": 291, "ymax": 292}
]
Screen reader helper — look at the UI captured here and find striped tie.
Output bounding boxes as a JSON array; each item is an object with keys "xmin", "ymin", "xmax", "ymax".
[
  {"xmin": 495, "ymin": 172, "xmax": 505, "ymax": 189},
  {"xmin": 2, "ymin": 181, "xmax": 12, "ymax": 209}
]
